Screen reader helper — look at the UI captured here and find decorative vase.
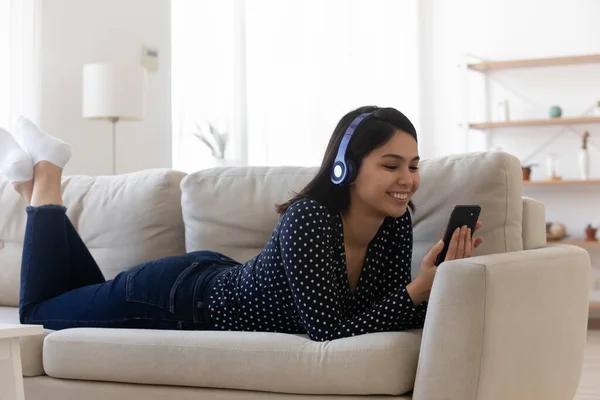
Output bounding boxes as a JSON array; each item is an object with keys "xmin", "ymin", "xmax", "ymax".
[
  {"xmin": 580, "ymin": 131, "xmax": 590, "ymax": 180},
  {"xmin": 496, "ymin": 100, "xmax": 510, "ymax": 122},
  {"xmin": 580, "ymin": 149, "xmax": 590, "ymax": 180},
  {"xmin": 548, "ymin": 106, "xmax": 562, "ymax": 118},
  {"xmin": 545, "ymin": 154, "xmax": 561, "ymax": 180}
]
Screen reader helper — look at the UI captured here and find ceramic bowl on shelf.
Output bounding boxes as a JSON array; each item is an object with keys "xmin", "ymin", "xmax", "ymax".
[{"xmin": 547, "ymin": 233, "xmax": 569, "ymax": 242}]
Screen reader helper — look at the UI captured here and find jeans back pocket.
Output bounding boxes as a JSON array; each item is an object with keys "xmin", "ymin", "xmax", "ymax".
[{"xmin": 125, "ymin": 259, "xmax": 203, "ymax": 314}]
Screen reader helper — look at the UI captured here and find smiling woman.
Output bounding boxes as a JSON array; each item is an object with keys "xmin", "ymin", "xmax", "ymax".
[{"xmin": 9, "ymin": 105, "xmax": 480, "ymax": 341}]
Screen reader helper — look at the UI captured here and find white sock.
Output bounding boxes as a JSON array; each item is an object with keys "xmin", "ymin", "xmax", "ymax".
[
  {"xmin": 0, "ymin": 128, "xmax": 33, "ymax": 182},
  {"xmin": 14, "ymin": 116, "xmax": 72, "ymax": 169}
]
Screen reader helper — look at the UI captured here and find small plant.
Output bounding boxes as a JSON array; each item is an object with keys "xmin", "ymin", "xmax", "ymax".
[
  {"xmin": 521, "ymin": 163, "xmax": 538, "ymax": 181},
  {"xmin": 586, "ymin": 224, "xmax": 598, "ymax": 242},
  {"xmin": 193, "ymin": 121, "xmax": 229, "ymax": 160}
]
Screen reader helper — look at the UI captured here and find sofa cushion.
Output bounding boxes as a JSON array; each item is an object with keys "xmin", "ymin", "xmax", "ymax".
[
  {"xmin": 522, "ymin": 197, "xmax": 546, "ymax": 250},
  {"xmin": 0, "ymin": 307, "xmax": 48, "ymax": 377},
  {"xmin": 181, "ymin": 166, "xmax": 316, "ymax": 263},
  {"xmin": 42, "ymin": 328, "xmax": 422, "ymax": 395},
  {"xmin": 0, "ymin": 169, "xmax": 187, "ymax": 306}
]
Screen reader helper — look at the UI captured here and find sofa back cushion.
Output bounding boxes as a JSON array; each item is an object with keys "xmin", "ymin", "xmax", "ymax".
[
  {"xmin": 181, "ymin": 167, "xmax": 316, "ymax": 264},
  {"xmin": 182, "ymin": 151, "xmax": 524, "ymax": 278},
  {"xmin": 0, "ymin": 169, "xmax": 187, "ymax": 306}
]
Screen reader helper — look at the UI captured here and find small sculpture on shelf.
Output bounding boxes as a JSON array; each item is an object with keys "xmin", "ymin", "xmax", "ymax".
[
  {"xmin": 585, "ymin": 224, "xmax": 598, "ymax": 242},
  {"xmin": 548, "ymin": 105, "xmax": 562, "ymax": 118}
]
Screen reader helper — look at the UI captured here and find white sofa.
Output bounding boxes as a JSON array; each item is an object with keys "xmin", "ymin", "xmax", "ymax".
[{"xmin": 0, "ymin": 151, "xmax": 591, "ymax": 400}]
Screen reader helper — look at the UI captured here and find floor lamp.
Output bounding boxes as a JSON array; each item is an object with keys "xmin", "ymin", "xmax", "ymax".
[{"xmin": 82, "ymin": 63, "xmax": 147, "ymax": 174}]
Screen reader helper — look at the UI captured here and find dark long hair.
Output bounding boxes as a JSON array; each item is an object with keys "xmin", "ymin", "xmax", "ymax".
[{"xmin": 276, "ymin": 106, "xmax": 418, "ymax": 215}]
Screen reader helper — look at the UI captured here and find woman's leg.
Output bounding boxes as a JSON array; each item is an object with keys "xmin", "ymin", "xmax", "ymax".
[
  {"xmin": 21, "ymin": 255, "xmax": 211, "ymax": 331},
  {"xmin": 19, "ymin": 162, "xmax": 104, "ymax": 319},
  {"xmin": 14, "ymin": 164, "xmax": 105, "ymax": 289},
  {"xmin": 65, "ymin": 216, "xmax": 106, "ymax": 288}
]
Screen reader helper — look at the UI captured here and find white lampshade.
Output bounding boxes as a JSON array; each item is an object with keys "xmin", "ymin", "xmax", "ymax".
[{"xmin": 82, "ymin": 63, "xmax": 147, "ymax": 120}]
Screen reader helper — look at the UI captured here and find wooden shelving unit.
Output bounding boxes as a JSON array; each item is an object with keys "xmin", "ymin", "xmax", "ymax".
[
  {"xmin": 469, "ymin": 116, "xmax": 600, "ymax": 130},
  {"xmin": 466, "ymin": 55, "xmax": 600, "ymax": 314},
  {"xmin": 524, "ymin": 179, "xmax": 600, "ymax": 186},
  {"xmin": 467, "ymin": 54, "xmax": 600, "ymax": 72}
]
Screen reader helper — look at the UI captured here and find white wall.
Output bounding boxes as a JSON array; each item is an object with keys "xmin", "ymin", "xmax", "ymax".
[
  {"xmin": 419, "ymin": 0, "xmax": 600, "ymax": 314},
  {"xmin": 38, "ymin": 0, "xmax": 171, "ymax": 175}
]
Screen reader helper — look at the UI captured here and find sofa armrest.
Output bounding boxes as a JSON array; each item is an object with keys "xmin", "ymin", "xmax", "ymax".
[{"xmin": 412, "ymin": 245, "xmax": 591, "ymax": 400}]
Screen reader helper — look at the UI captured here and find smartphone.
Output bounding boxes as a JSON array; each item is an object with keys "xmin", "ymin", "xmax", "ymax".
[{"xmin": 434, "ymin": 205, "xmax": 481, "ymax": 266}]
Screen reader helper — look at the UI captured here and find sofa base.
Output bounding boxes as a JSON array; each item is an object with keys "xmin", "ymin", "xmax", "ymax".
[{"xmin": 24, "ymin": 377, "xmax": 413, "ymax": 400}]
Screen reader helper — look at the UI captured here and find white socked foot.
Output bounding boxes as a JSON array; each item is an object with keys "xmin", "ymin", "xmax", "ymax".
[
  {"xmin": 0, "ymin": 128, "xmax": 34, "ymax": 182},
  {"xmin": 14, "ymin": 116, "xmax": 72, "ymax": 169}
]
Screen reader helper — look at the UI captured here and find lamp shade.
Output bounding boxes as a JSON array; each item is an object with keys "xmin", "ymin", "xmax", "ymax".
[{"xmin": 82, "ymin": 63, "xmax": 147, "ymax": 120}]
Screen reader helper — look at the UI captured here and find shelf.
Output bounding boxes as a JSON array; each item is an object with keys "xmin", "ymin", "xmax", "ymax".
[
  {"xmin": 469, "ymin": 116, "xmax": 600, "ymax": 130},
  {"xmin": 524, "ymin": 179, "xmax": 600, "ymax": 186},
  {"xmin": 467, "ymin": 54, "xmax": 600, "ymax": 72},
  {"xmin": 548, "ymin": 239, "xmax": 600, "ymax": 248}
]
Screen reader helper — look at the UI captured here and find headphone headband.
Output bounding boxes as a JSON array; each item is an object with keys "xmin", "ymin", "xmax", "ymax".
[{"xmin": 330, "ymin": 111, "xmax": 374, "ymax": 185}]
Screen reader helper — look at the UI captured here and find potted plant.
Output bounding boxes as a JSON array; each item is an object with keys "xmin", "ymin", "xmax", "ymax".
[
  {"xmin": 193, "ymin": 121, "xmax": 229, "ymax": 165},
  {"xmin": 585, "ymin": 224, "xmax": 598, "ymax": 242},
  {"xmin": 521, "ymin": 163, "xmax": 538, "ymax": 181}
]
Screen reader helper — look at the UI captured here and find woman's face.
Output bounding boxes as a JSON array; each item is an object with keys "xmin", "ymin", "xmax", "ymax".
[{"xmin": 350, "ymin": 130, "xmax": 420, "ymax": 219}]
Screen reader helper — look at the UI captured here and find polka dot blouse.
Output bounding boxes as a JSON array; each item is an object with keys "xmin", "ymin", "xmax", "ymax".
[{"xmin": 206, "ymin": 198, "xmax": 428, "ymax": 341}]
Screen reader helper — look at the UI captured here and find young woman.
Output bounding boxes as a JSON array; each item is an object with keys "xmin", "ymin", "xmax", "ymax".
[{"xmin": 0, "ymin": 106, "xmax": 482, "ymax": 341}]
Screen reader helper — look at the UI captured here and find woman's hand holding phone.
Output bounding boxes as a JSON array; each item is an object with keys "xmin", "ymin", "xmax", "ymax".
[{"xmin": 407, "ymin": 221, "xmax": 484, "ymax": 305}]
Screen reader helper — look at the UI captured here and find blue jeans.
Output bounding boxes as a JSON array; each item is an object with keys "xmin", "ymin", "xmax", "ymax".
[{"xmin": 19, "ymin": 205, "xmax": 239, "ymax": 331}]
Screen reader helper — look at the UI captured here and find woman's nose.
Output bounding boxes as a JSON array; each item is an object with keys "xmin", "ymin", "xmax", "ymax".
[{"xmin": 396, "ymin": 167, "xmax": 412, "ymax": 186}]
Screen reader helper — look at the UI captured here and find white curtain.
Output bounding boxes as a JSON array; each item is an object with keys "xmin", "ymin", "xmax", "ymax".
[
  {"xmin": 172, "ymin": 0, "xmax": 419, "ymax": 171},
  {"xmin": 0, "ymin": 0, "xmax": 40, "ymax": 130}
]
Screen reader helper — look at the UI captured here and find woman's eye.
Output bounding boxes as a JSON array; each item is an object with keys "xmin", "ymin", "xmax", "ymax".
[
  {"xmin": 410, "ymin": 166, "xmax": 419, "ymax": 171},
  {"xmin": 384, "ymin": 165, "xmax": 397, "ymax": 170}
]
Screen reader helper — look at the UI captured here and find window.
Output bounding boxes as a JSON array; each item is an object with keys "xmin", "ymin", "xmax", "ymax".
[
  {"xmin": 172, "ymin": 0, "xmax": 419, "ymax": 171},
  {"xmin": 0, "ymin": 0, "xmax": 39, "ymax": 129}
]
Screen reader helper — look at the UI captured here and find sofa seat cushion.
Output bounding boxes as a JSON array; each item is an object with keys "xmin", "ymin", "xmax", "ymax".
[
  {"xmin": 0, "ymin": 307, "xmax": 49, "ymax": 377},
  {"xmin": 43, "ymin": 328, "xmax": 423, "ymax": 396}
]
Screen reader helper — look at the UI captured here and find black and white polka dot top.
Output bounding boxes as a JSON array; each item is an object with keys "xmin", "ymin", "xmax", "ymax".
[{"xmin": 206, "ymin": 198, "xmax": 428, "ymax": 341}]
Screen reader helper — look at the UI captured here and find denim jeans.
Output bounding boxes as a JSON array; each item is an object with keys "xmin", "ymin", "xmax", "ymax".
[{"xmin": 19, "ymin": 205, "xmax": 239, "ymax": 331}]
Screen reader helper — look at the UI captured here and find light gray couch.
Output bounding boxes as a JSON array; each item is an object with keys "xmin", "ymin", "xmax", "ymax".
[{"xmin": 0, "ymin": 151, "xmax": 592, "ymax": 399}]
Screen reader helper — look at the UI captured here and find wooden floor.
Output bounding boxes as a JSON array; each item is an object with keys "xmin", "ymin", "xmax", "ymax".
[{"xmin": 574, "ymin": 329, "xmax": 600, "ymax": 400}]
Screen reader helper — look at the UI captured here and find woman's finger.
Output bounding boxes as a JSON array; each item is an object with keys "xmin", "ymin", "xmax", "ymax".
[
  {"xmin": 474, "ymin": 221, "xmax": 483, "ymax": 233},
  {"xmin": 455, "ymin": 226, "xmax": 467, "ymax": 259},
  {"xmin": 473, "ymin": 236, "xmax": 483, "ymax": 249},
  {"xmin": 445, "ymin": 227, "xmax": 460, "ymax": 261},
  {"xmin": 464, "ymin": 228, "xmax": 472, "ymax": 258}
]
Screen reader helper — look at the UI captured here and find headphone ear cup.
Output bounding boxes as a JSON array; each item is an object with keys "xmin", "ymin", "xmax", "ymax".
[{"xmin": 345, "ymin": 159, "xmax": 356, "ymax": 184}]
